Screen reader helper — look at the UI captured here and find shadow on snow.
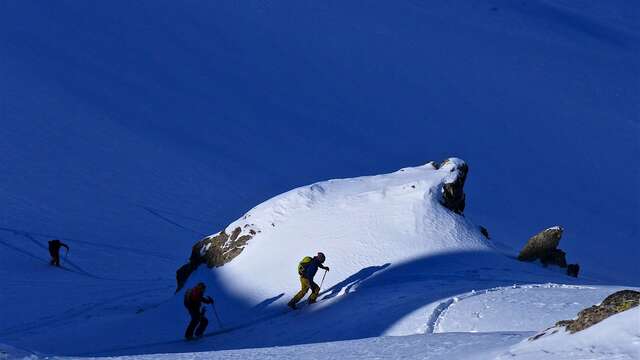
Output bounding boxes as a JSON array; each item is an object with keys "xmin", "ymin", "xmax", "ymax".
[{"xmin": 81, "ymin": 249, "xmax": 595, "ymax": 357}]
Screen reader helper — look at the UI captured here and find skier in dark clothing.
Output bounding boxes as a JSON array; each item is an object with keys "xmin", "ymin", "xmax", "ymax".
[
  {"xmin": 184, "ymin": 282, "xmax": 214, "ymax": 340},
  {"xmin": 287, "ymin": 252, "xmax": 330, "ymax": 309},
  {"xmin": 48, "ymin": 239, "xmax": 69, "ymax": 267}
]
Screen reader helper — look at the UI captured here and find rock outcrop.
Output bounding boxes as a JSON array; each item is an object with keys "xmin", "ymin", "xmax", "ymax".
[
  {"xmin": 434, "ymin": 158, "xmax": 468, "ymax": 214},
  {"xmin": 557, "ymin": 290, "xmax": 640, "ymax": 333},
  {"xmin": 518, "ymin": 226, "xmax": 567, "ymax": 268},
  {"xmin": 530, "ymin": 290, "xmax": 640, "ymax": 340},
  {"xmin": 175, "ymin": 225, "xmax": 258, "ymax": 292},
  {"xmin": 566, "ymin": 263, "xmax": 580, "ymax": 277},
  {"xmin": 194, "ymin": 227, "xmax": 254, "ymax": 268},
  {"xmin": 479, "ymin": 226, "xmax": 490, "ymax": 239}
]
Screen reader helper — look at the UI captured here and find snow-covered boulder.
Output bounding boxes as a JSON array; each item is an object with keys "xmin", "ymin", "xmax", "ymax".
[
  {"xmin": 180, "ymin": 158, "xmax": 490, "ymax": 304},
  {"xmin": 518, "ymin": 226, "xmax": 567, "ymax": 267},
  {"xmin": 434, "ymin": 159, "xmax": 468, "ymax": 214}
]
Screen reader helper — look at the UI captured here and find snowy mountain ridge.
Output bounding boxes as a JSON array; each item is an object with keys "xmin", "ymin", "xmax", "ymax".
[
  {"xmin": 1, "ymin": 158, "xmax": 638, "ymax": 359},
  {"xmin": 198, "ymin": 158, "xmax": 490, "ymax": 306},
  {"xmin": 1, "ymin": 0, "xmax": 638, "ymax": 358}
]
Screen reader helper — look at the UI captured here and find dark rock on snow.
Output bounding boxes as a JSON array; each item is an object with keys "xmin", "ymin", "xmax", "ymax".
[
  {"xmin": 479, "ymin": 226, "xmax": 490, "ymax": 239},
  {"xmin": 175, "ymin": 262, "xmax": 198, "ymax": 293},
  {"xmin": 530, "ymin": 290, "xmax": 640, "ymax": 341},
  {"xmin": 556, "ymin": 290, "xmax": 640, "ymax": 333},
  {"xmin": 175, "ymin": 226, "xmax": 255, "ymax": 292},
  {"xmin": 566, "ymin": 263, "xmax": 580, "ymax": 277},
  {"xmin": 541, "ymin": 248, "xmax": 567, "ymax": 268},
  {"xmin": 518, "ymin": 226, "xmax": 568, "ymax": 268},
  {"xmin": 439, "ymin": 159, "xmax": 468, "ymax": 214}
]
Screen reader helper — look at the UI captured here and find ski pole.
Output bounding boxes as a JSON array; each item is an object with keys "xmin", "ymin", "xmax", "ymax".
[
  {"xmin": 319, "ymin": 269, "xmax": 328, "ymax": 291},
  {"xmin": 211, "ymin": 303, "xmax": 223, "ymax": 329}
]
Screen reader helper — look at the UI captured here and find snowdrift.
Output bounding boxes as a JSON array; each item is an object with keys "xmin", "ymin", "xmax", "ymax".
[
  {"xmin": 203, "ymin": 158, "xmax": 490, "ymax": 305},
  {"xmin": 500, "ymin": 307, "xmax": 640, "ymax": 359}
]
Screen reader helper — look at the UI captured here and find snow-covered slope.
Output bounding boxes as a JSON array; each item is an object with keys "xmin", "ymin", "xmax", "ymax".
[
  {"xmin": 213, "ymin": 158, "xmax": 488, "ymax": 305},
  {"xmin": 500, "ymin": 307, "xmax": 640, "ymax": 359},
  {"xmin": 1, "ymin": 161, "xmax": 637, "ymax": 358},
  {"xmin": 4, "ymin": 289, "xmax": 637, "ymax": 360},
  {"xmin": 0, "ymin": 0, "xmax": 638, "ymax": 285},
  {"xmin": 1, "ymin": 0, "xmax": 638, "ymax": 358}
]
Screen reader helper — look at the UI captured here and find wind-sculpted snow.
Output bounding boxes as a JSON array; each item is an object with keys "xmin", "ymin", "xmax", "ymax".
[
  {"xmin": 500, "ymin": 307, "xmax": 640, "ymax": 359},
  {"xmin": 208, "ymin": 158, "xmax": 489, "ymax": 305}
]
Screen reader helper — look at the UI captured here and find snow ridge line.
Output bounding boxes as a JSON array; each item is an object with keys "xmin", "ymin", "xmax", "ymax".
[{"xmin": 425, "ymin": 283, "xmax": 597, "ymax": 334}]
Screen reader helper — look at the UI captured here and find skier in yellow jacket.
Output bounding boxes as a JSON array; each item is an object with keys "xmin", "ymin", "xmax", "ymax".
[{"xmin": 287, "ymin": 252, "xmax": 330, "ymax": 309}]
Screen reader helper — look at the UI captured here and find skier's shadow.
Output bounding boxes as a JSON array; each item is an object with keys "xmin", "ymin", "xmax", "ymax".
[
  {"xmin": 320, "ymin": 263, "xmax": 390, "ymax": 300},
  {"xmin": 252, "ymin": 293, "xmax": 285, "ymax": 312}
]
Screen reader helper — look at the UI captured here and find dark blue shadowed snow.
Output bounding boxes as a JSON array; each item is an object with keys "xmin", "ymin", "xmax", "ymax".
[
  {"xmin": 1, "ymin": 0, "xmax": 638, "ymax": 280},
  {"xmin": 0, "ymin": 0, "xmax": 639, "ymax": 357}
]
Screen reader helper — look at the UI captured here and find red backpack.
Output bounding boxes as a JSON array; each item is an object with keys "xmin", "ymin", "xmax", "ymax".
[{"xmin": 184, "ymin": 286, "xmax": 202, "ymax": 307}]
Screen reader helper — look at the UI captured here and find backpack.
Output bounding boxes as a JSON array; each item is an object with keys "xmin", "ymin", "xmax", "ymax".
[
  {"xmin": 298, "ymin": 256, "xmax": 313, "ymax": 276},
  {"xmin": 183, "ymin": 289, "xmax": 192, "ymax": 307},
  {"xmin": 183, "ymin": 287, "xmax": 201, "ymax": 308}
]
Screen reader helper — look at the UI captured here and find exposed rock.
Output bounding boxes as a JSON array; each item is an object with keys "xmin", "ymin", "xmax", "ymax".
[
  {"xmin": 176, "ymin": 241, "xmax": 211, "ymax": 292},
  {"xmin": 230, "ymin": 226, "xmax": 242, "ymax": 241},
  {"xmin": 556, "ymin": 290, "xmax": 640, "ymax": 333},
  {"xmin": 175, "ymin": 225, "xmax": 258, "ymax": 291},
  {"xmin": 439, "ymin": 159, "xmax": 468, "ymax": 214},
  {"xmin": 540, "ymin": 248, "xmax": 567, "ymax": 268},
  {"xmin": 567, "ymin": 263, "xmax": 580, "ymax": 277},
  {"xmin": 196, "ymin": 229, "xmax": 255, "ymax": 268},
  {"xmin": 479, "ymin": 226, "xmax": 490, "ymax": 239},
  {"xmin": 518, "ymin": 226, "xmax": 563, "ymax": 260},
  {"xmin": 518, "ymin": 226, "xmax": 567, "ymax": 267},
  {"xmin": 175, "ymin": 262, "xmax": 198, "ymax": 293}
]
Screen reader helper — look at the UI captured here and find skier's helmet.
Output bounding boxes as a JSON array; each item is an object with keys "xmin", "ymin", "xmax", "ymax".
[{"xmin": 317, "ymin": 252, "xmax": 326, "ymax": 263}]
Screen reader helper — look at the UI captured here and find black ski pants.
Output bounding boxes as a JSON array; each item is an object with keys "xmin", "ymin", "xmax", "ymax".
[
  {"xmin": 185, "ymin": 306, "xmax": 208, "ymax": 339},
  {"xmin": 49, "ymin": 249, "xmax": 60, "ymax": 266}
]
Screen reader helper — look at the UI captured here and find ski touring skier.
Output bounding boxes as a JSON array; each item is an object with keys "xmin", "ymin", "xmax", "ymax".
[
  {"xmin": 184, "ymin": 282, "xmax": 214, "ymax": 340},
  {"xmin": 287, "ymin": 252, "xmax": 330, "ymax": 309},
  {"xmin": 48, "ymin": 239, "xmax": 69, "ymax": 267}
]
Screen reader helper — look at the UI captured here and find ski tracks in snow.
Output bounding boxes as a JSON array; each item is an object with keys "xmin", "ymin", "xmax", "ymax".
[
  {"xmin": 0, "ymin": 284, "xmax": 173, "ymax": 337},
  {"xmin": 425, "ymin": 283, "xmax": 597, "ymax": 334}
]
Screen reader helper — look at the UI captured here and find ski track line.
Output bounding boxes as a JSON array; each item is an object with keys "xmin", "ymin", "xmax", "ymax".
[
  {"xmin": 425, "ymin": 283, "xmax": 598, "ymax": 334},
  {"xmin": 79, "ymin": 297, "xmax": 339, "ymax": 357},
  {"xmin": 0, "ymin": 285, "xmax": 173, "ymax": 336},
  {"xmin": 77, "ymin": 308, "xmax": 297, "ymax": 357},
  {"xmin": 141, "ymin": 206, "xmax": 208, "ymax": 237},
  {"xmin": 134, "ymin": 204, "xmax": 217, "ymax": 226},
  {"xmin": 0, "ymin": 235, "xmax": 173, "ymax": 282},
  {"xmin": 0, "ymin": 226, "xmax": 178, "ymax": 261}
]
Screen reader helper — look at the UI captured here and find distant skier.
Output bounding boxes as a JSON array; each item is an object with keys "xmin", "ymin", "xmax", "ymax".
[
  {"xmin": 287, "ymin": 252, "xmax": 330, "ymax": 309},
  {"xmin": 184, "ymin": 282, "xmax": 214, "ymax": 340},
  {"xmin": 48, "ymin": 239, "xmax": 69, "ymax": 267}
]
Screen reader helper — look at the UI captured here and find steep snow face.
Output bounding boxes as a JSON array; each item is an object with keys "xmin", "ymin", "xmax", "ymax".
[
  {"xmin": 0, "ymin": 0, "xmax": 638, "ymax": 284},
  {"xmin": 499, "ymin": 307, "xmax": 640, "ymax": 359},
  {"xmin": 210, "ymin": 159, "xmax": 490, "ymax": 304}
]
